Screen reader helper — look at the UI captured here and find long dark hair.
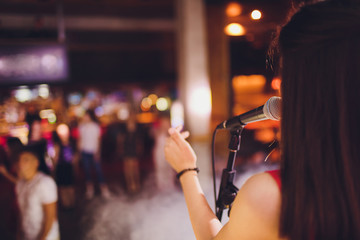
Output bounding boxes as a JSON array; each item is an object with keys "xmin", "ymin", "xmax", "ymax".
[{"xmin": 276, "ymin": 1, "xmax": 360, "ymax": 239}]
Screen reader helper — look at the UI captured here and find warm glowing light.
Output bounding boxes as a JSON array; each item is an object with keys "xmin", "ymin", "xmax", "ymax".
[
  {"xmin": 188, "ymin": 87, "xmax": 212, "ymax": 116},
  {"xmin": 226, "ymin": 2, "xmax": 242, "ymax": 17},
  {"xmin": 74, "ymin": 106, "xmax": 85, "ymax": 117},
  {"xmin": 136, "ymin": 112, "xmax": 156, "ymax": 124},
  {"xmin": 47, "ymin": 113, "xmax": 57, "ymax": 124},
  {"xmin": 255, "ymin": 127, "xmax": 276, "ymax": 143},
  {"xmin": 225, "ymin": 23, "xmax": 245, "ymax": 36},
  {"xmin": 148, "ymin": 94, "xmax": 158, "ymax": 105},
  {"xmin": 57, "ymin": 124, "xmax": 69, "ymax": 138},
  {"xmin": 232, "ymin": 75, "xmax": 266, "ymax": 93},
  {"xmin": 15, "ymin": 86, "xmax": 32, "ymax": 102},
  {"xmin": 9, "ymin": 124, "xmax": 29, "ymax": 145},
  {"xmin": 251, "ymin": 10, "xmax": 262, "ymax": 20},
  {"xmin": 271, "ymin": 78, "xmax": 281, "ymax": 90},
  {"xmin": 170, "ymin": 101, "xmax": 184, "ymax": 128},
  {"xmin": 40, "ymin": 109, "xmax": 55, "ymax": 119},
  {"xmin": 141, "ymin": 97, "xmax": 152, "ymax": 111},
  {"xmin": 38, "ymin": 84, "xmax": 49, "ymax": 99},
  {"xmin": 39, "ymin": 109, "xmax": 57, "ymax": 124},
  {"xmin": 117, "ymin": 107, "xmax": 129, "ymax": 120},
  {"xmin": 156, "ymin": 98, "xmax": 169, "ymax": 111}
]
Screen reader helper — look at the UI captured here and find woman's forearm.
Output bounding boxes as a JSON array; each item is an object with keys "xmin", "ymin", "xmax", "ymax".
[{"xmin": 180, "ymin": 171, "xmax": 222, "ymax": 240}]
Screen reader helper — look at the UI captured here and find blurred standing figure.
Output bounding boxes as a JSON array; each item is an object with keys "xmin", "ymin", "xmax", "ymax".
[
  {"xmin": 25, "ymin": 104, "xmax": 39, "ymax": 140},
  {"xmin": 121, "ymin": 115, "xmax": 142, "ymax": 193},
  {"xmin": 52, "ymin": 124, "xmax": 76, "ymax": 209},
  {"xmin": 78, "ymin": 109, "xmax": 110, "ymax": 199},
  {"xmin": 28, "ymin": 119, "xmax": 51, "ymax": 175},
  {"xmin": 0, "ymin": 137, "xmax": 22, "ymax": 240},
  {"xmin": 1, "ymin": 151, "xmax": 59, "ymax": 240}
]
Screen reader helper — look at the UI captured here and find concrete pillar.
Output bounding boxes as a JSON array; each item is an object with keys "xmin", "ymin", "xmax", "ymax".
[
  {"xmin": 176, "ymin": 0, "xmax": 213, "ymax": 191},
  {"xmin": 176, "ymin": 0, "xmax": 212, "ymax": 139}
]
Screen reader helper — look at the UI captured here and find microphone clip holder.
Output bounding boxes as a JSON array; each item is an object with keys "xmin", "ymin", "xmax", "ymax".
[{"xmin": 216, "ymin": 126, "xmax": 244, "ymax": 221}]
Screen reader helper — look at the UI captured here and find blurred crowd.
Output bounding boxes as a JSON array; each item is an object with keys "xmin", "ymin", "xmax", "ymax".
[{"xmin": 0, "ymin": 101, "xmax": 176, "ymax": 240}]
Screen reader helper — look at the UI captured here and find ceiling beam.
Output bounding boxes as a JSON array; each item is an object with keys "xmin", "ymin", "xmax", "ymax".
[{"xmin": 0, "ymin": 14, "xmax": 175, "ymax": 32}]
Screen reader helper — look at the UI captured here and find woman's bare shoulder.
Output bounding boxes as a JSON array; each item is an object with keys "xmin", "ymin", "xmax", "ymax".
[
  {"xmin": 215, "ymin": 172, "xmax": 283, "ymax": 239},
  {"xmin": 238, "ymin": 172, "xmax": 281, "ymax": 218}
]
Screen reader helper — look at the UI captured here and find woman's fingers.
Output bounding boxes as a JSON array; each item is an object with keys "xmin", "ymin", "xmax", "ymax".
[
  {"xmin": 169, "ymin": 126, "xmax": 189, "ymax": 139},
  {"xmin": 169, "ymin": 128, "xmax": 185, "ymax": 146},
  {"xmin": 181, "ymin": 131, "xmax": 190, "ymax": 139},
  {"xmin": 167, "ymin": 126, "xmax": 190, "ymax": 147}
]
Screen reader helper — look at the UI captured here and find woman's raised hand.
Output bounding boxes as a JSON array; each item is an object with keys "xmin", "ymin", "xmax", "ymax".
[{"xmin": 164, "ymin": 126, "xmax": 197, "ymax": 173}]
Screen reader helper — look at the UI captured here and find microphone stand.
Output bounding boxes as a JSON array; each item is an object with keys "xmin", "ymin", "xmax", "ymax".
[{"xmin": 216, "ymin": 126, "xmax": 244, "ymax": 221}]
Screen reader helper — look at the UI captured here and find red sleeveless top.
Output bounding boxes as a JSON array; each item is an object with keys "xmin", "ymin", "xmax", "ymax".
[{"xmin": 266, "ymin": 169, "xmax": 281, "ymax": 189}]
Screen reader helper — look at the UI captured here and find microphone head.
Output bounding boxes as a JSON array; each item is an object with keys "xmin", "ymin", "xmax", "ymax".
[{"xmin": 263, "ymin": 96, "xmax": 281, "ymax": 121}]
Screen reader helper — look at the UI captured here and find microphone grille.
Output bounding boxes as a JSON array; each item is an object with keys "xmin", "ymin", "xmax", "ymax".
[{"xmin": 264, "ymin": 96, "xmax": 281, "ymax": 121}]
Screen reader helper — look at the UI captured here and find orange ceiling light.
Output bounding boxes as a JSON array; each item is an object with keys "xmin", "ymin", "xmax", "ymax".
[
  {"xmin": 224, "ymin": 23, "xmax": 245, "ymax": 36},
  {"xmin": 232, "ymin": 75, "xmax": 266, "ymax": 93},
  {"xmin": 226, "ymin": 2, "xmax": 242, "ymax": 17}
]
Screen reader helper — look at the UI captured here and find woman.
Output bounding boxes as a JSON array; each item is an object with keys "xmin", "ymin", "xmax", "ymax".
[
  {"xmin": 121, "ymin": 116, "xmax": 142, "ymax": 193},
  {"xmin": 165, "ymin": 1, "xmax": 360, "ymax": 239}
]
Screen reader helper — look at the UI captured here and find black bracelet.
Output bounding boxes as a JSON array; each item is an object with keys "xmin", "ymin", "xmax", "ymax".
[{"xmin": 176, "ymin": 167, "xmax": 199, "ymax": 180}]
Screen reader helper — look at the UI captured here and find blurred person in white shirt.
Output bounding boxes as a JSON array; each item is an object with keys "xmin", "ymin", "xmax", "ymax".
[
  {"xmin": 78, "ymin": 109, "xmax": 111, "ymax": 199},
  {"xmin": 1, "ymin": 150, "xmax": 60, "ymax": 240}
]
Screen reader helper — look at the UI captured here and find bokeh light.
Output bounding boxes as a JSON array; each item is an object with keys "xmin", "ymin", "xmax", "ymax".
[
  {"xmin": 141, "ymin": 97, "xmax": 152, "ymax": 111},
  {"xmin": 271, "ymin": 78, "xmax": 281, "ymax": 90},
  {"xmin": 188, "ymin": 87, "xmax": 212, "ymax": 116},
  {"xmin": 148, "ymin": 94, "xmax": 158, "ymax": 105},
  {"xmin": 117, "ymin": 107, "xmax": 130, "ymax": 120},
  {"xmin": 95, "ymin": 106, "xmax": 104, "ymax": 117},
  {"xmin": 251, "ymin": 10, "xmax": 262, "ymax": 20},
  {"xmin": 39, "ymin": 109, "xmax": 55, "ymax": 119},
  {"xmin": 226, "ymin": 2, "xmax": 242, "ymax": 17},
  {"xmin": 156, "ymin": 98, "xmax": 169, "ymax": 111},
  {"xmin": 38, "ymin": 84, "xmax": 50, "ymax": 99},
  {"xmin": 15, "ymin": 86, "xmax": 32, "ymax": 102},
  {"xmin": 225, "ymin": 23, "xmax": 245, "ymax": 36},
  {"xmin": 47, "ymin": 113, "xmax": 57, "ymax": 124},
  {"xmin": 68, "ymin": 93, "xmax": 82, "ymax": 105},
  {"xmin": 57, "ymin": 123, "xmax": 69, "ymax": 138},
  {"xmin": 232, "ymin": 75, "xmax": 266, "ymax": 93}
]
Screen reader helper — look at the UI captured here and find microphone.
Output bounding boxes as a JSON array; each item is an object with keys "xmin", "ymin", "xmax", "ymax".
[{"xmin": 216, "ymin": 96, "xmax": 281, "ymax": 130}]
